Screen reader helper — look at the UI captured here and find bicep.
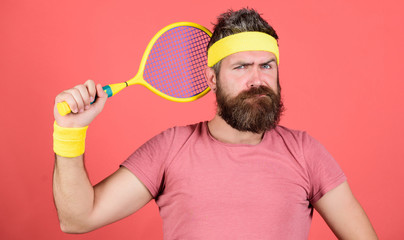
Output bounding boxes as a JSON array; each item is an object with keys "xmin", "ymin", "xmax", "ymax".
[
  {"xmin": 88, "ymin": 166, "xmax": 153, "ymax": 230},
  {"xmin": 313, "ymin": 181, "xmax": 378, "ymax": 240}
]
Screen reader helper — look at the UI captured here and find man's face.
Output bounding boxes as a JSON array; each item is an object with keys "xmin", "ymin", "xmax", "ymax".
[{"xmin": 214, "ymin": 51, "xmax": 284, "ymax": 133}]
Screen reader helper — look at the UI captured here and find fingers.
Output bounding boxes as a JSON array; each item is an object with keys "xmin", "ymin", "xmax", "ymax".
[
  {"xmin": 84, "ymin": 80, "xmax": 96, "ymax": 103},
  {"xmin": 55, "ymin": 80, "xmax": 97, "ymax": 114}
]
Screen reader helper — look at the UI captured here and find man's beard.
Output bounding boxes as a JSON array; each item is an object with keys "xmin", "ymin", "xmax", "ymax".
[{"xmin": 216, "ymin": 84, "xmax": 284, "ymax": 133}]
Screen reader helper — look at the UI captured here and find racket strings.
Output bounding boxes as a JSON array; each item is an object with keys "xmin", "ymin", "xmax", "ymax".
[{"xmin": 143, "ymin": 26, "xmax": 210, "ymax": 98}]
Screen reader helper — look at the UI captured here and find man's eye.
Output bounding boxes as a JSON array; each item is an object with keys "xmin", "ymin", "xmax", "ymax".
[
  {"xmin": 234, "ymin": 65, "xmax": 245, "ymax": 69},
  {"xmin": 262, "ymin": 64, "xmax": 271, "ymax": 69}
]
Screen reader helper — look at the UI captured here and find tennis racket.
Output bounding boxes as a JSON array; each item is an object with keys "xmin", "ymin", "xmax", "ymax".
[{"xmin": 57, "ymin": 22, "xmax": 212, "ymax": 116}]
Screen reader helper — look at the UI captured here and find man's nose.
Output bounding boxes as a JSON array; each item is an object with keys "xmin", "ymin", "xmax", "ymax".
[{"xmin": 247, "ymin": 67, "xmax": 263, "ymax": 88}]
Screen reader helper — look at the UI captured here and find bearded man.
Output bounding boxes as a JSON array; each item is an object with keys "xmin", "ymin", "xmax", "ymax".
[{"xmin": 52, "ymin": 8, "xmax": 378, "ymax": 239}]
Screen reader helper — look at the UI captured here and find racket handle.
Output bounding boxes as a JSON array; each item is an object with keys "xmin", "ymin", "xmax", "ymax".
[
  {"xmin": 57, "ymin": 102, "xmax": 72, "ymax": 116},
  {"xmin": 56, "ymin": 83, "xmax": 128, "ymax": 116}
]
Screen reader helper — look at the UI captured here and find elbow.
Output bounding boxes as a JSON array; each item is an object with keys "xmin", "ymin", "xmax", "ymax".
[
  {"xmin": 56, "ymin": 209, "xmax": 99, "ymax": 233},
  {"xmin": 59, "ymin": 223, "xmax": 83, "ymax": 234},
  {"xmin": 60, "ymin": 225, "xmax": 78, "ymax": 234},
  {"xmin": 59, "ymin": 220, "xmax": 94, "ymax": 234}
]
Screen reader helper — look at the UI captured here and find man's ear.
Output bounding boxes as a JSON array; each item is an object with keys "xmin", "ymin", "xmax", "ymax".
[{"xmin": 205, "ymin": 67, "xmax": 217, "ymax": 92}]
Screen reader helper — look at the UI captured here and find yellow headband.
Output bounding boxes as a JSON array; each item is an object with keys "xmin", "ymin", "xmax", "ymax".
[{"xmin": 207, "ymin": 31, "xmax": 279, "ymax": 67}]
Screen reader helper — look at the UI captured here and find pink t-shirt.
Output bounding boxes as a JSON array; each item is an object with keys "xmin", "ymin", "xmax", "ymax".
[{"xmin": 122, "ymin": 122, "xmax": 346, "ymax": 239}]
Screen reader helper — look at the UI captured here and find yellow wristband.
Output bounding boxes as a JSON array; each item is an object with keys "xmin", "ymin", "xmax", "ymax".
[{"xmin": 53, "ymin": 121, "xmax": 88, "ymax": 158}]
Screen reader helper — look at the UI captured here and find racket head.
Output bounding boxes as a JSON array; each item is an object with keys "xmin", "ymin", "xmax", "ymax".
[{"xmin": 128, "ymin": 22, "xmax": 212, "ymax": 102}]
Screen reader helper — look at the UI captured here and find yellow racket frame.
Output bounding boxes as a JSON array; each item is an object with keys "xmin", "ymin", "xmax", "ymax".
[{"xmin": 57, "ymin": 22, "xmax": 212, "ymax": 116}]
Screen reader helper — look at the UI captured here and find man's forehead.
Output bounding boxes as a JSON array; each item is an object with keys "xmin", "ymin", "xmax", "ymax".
[{"xmin": 223, "ymin": 51, "xmax": 277, "ymax": 64}]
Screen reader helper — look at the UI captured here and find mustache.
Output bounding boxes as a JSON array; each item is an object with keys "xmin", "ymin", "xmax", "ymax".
[{"xmin": 237, "ymin": 85, "xmax": 277, "ymax": 100}]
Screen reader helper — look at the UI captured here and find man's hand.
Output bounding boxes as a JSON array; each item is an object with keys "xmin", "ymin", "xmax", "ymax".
[{"xmin": 54, "ymin": 80, "xmax": 108, "ymax": 128}]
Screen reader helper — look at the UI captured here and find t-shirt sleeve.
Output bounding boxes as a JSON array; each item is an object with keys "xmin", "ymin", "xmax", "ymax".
[
  {"xmin": 121, "ymin": 128, "xmax": 175, "ymax": 198},
  {"xmin": 302, "ymin": 132, "xmax": 347, "ymax": 204}
]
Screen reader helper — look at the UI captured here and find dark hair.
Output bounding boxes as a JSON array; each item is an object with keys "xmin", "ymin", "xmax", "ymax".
[
  {"xmin": 208, "ymin": 8, "xmax": 278, "ymax": 49},
  {"xmin": 208, "ymin": 8, "xmax": 281, "ymax": 89}
]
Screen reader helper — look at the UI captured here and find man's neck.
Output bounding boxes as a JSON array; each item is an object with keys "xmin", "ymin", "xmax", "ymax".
[{"xmin": 207, "ymin": 115, "xmax": 264, "ymax": 145}]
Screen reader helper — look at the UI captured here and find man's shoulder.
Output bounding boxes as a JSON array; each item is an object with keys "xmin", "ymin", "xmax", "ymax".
[
  {"xmin": 163, "ymin": 121, "xmax": 204, "ymax": 134},
  {"xmin": 271, "ymin": 125, "xmax": 327, "ymax": 152},
  {"xmin": 155, "ymin": 121, "xmax": 206, "ymax": 142},
  {"xmin": 137, "ymin": 121, "xmax": 205, "ymax": 154},
  {"xmin": 272, "ymin": 125, "xmax": 307, "ymax": 138},
  {"xmin": 269, "ymin": 125, "xmax": 318, "ymax": 148}
]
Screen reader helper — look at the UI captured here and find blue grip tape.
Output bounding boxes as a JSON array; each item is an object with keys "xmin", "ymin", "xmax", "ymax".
[{"xmin": 103, "ymin": 85, "xmax": 113, "ymax": 97}]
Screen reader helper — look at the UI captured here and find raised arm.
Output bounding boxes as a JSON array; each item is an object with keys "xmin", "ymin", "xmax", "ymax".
[
  {"xmin": 313, "ymin": 181, "xmax": 378, "ymax": 240},
  {"xmin": 52, "ymin": 80, "xmax": 152, "ymax": 233}
]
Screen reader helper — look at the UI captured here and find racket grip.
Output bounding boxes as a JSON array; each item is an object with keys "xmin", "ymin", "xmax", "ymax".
[
  {"xmin": 57, "ymin": 102, "xmax": 72, "ymax": 116},
  {"xmin": 56, "ymin": 97, "xmax": 97, "ymax": 116},
  {"xmin": 56, "ymin": 94, "xmax": 99, "ymax": 117},
  {"xmin": 56, "ymin": 83, "xmax": 128, "ymax": 116}
]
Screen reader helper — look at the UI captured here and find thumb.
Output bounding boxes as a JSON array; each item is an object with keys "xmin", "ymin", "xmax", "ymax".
[
  {"xmin": 97, "ymin": 84, "xmax": 108, "ymax": 100},
  {"xmin": 92, "ymin": 84, "xmax": 108, "ymax": 110}
]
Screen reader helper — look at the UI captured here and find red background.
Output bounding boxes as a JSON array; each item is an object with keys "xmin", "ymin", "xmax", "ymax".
[{"xmin": 1, "ymin": 0, "xmax": 403, "ymax": 239}]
